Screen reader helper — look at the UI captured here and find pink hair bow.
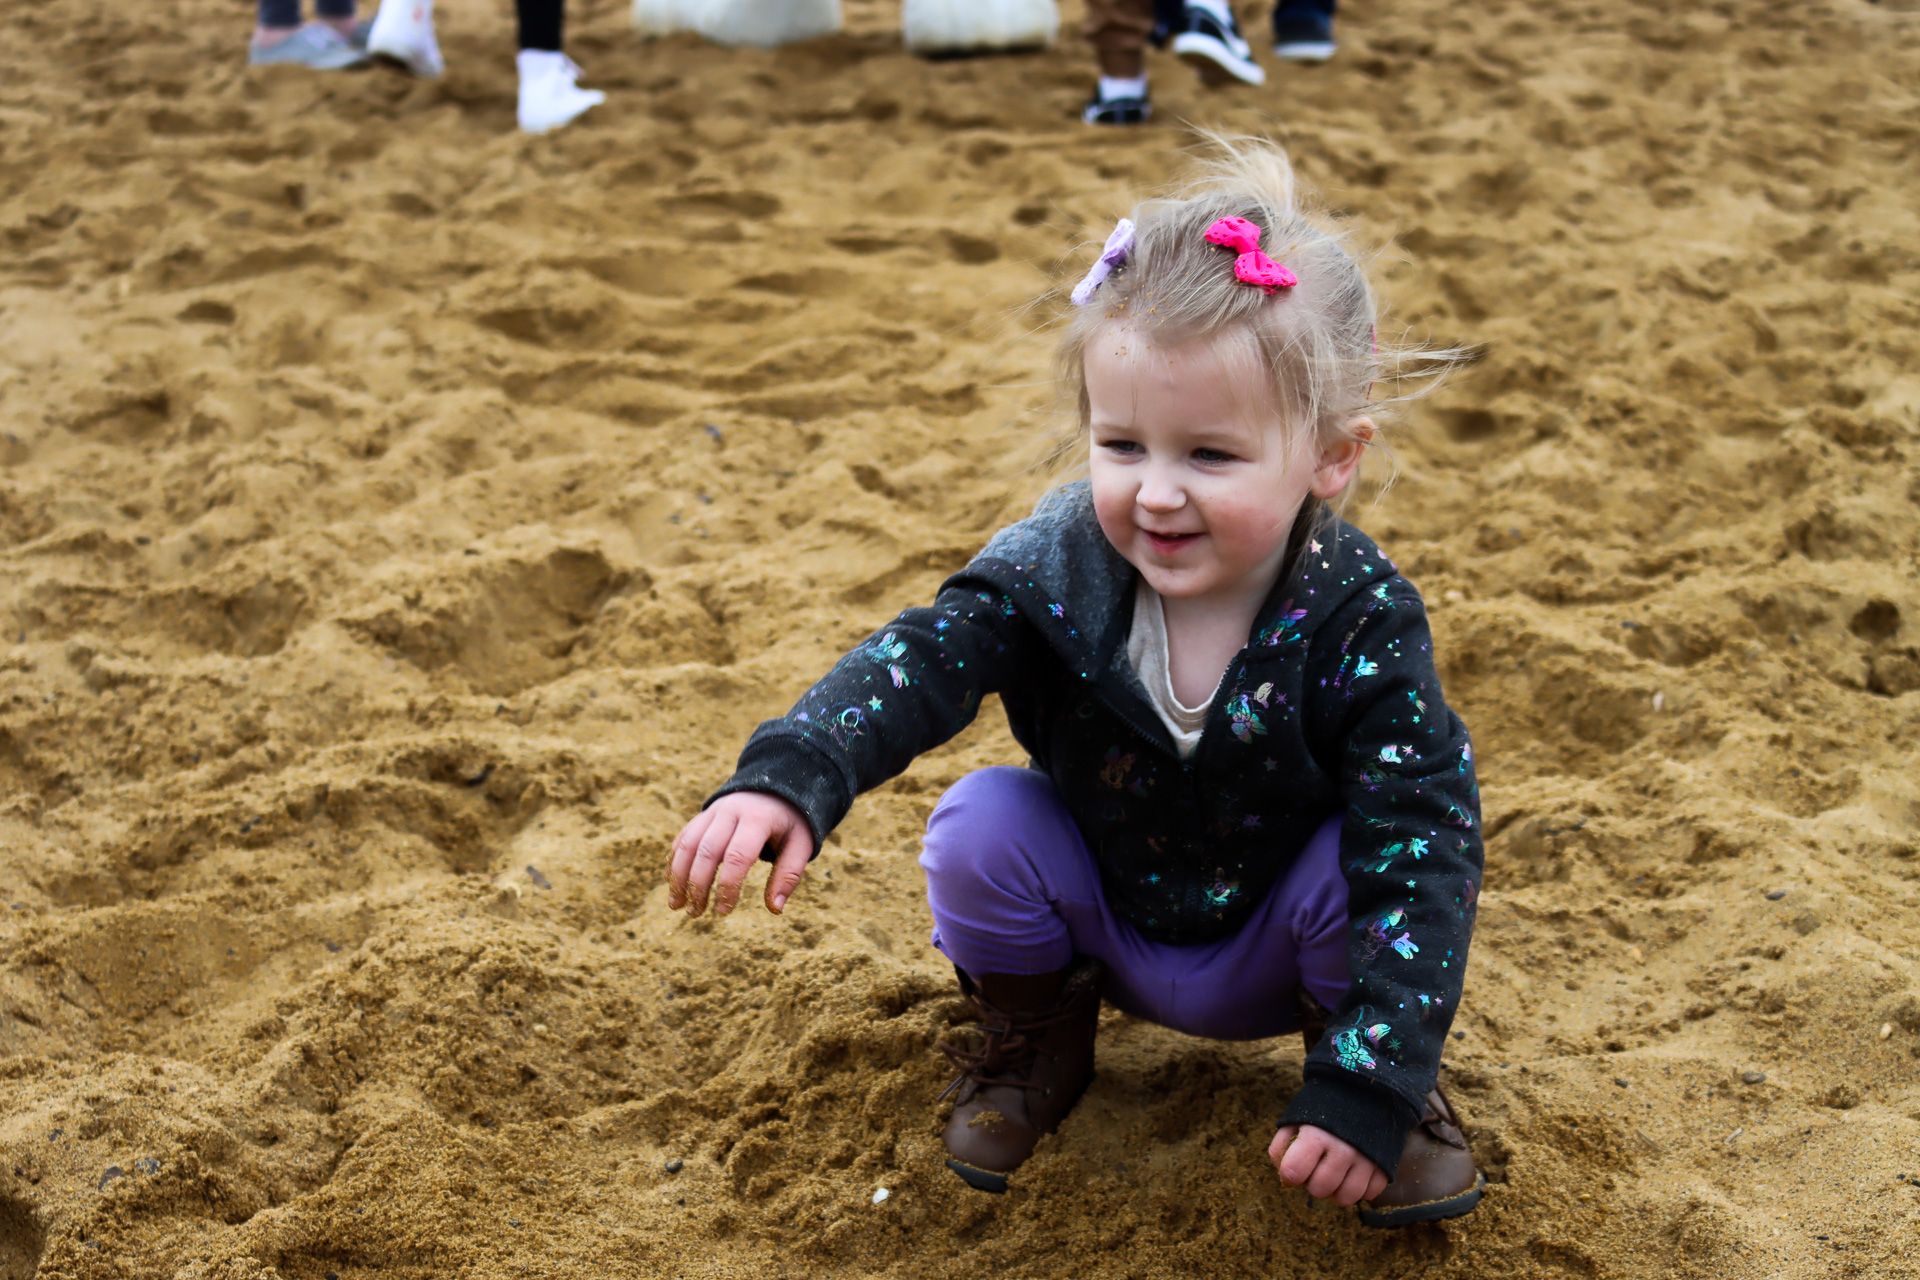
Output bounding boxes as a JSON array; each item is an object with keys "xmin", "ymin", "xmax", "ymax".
[
  {"xmin": 1071, "ymin": 218, "xmax": 1135, "ymax": 306},
  {"xmin": 1204, "ymin": 216, "xmax": 1297, "ymax": 294}
]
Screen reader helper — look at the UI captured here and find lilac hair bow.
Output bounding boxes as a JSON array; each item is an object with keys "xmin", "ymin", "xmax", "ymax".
[
  {"xmin": 1070, "ymin": 218, "xmax": 1135, "ymax": 306},
  {"xmin": 1204, "ymin": 216, "xmax": 1298, "ymax": 294}
]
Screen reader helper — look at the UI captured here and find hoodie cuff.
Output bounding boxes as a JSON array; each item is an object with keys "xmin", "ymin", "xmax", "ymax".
[
  {"xmin": 1279, "ymin": 1073, "xmax": 1421, "ymax": 1181},
  {"xmin": 704, "ymin": 732, "xmax": 853, "ymax": 860}
]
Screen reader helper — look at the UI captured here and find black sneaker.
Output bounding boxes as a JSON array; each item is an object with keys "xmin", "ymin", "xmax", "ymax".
[
  {"xmin": 1171, "ymin": 3, "xmax": 1265, "ymax": 87},
  {"xmin": 1083, "ymin": 88, "xmax": 1152, "ymax": 126},
  {"xmin": 1271, "ymin": 3, "xmax": 1336, "ymax": 61}
]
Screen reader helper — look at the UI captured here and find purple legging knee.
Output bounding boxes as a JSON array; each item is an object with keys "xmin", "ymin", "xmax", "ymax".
[{"xmin": 919, "ymin": 766, "xmax": 1351, "ymax": 1041}]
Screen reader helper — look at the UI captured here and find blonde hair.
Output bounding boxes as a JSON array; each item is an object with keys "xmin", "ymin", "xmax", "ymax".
[{"xmin": 1051, "ymin": 136, "xmax": 1468, "ymax": 520}]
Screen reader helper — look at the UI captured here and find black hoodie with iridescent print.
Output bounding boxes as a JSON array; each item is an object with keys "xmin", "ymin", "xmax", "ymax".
[{"xmin": 707, "ymin": 481, "xmax": 1483, "ymax": 1178}]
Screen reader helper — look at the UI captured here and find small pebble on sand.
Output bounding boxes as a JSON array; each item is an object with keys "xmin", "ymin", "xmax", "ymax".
[
  {"xmin": 1765, "ymin": 889, "xmax": 1787, "ymax": 901},
  {"xmin": 98, "ymin": 1165, "xmax": 125, "ymax": 1190},
  {"xmin": 1742, "ymin": 1071, "xmax": 1767, "ymax": 1085},
  {"xmin": 1880, "ymin": 1023, "xmax": 1893, "ymax": 1039},
  {"xmin": 665, "ymin": 1158, "xmax": 684, "ymax": 1174},
  {"xmin": 872, "ymin": 1187, "xmax": 890, "ymax": 1205}
]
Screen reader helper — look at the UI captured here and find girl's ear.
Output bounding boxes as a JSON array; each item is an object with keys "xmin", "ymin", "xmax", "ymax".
[{"xmin": 1309, "ymin": 416, "xmax": 1375, "ymax": 499}]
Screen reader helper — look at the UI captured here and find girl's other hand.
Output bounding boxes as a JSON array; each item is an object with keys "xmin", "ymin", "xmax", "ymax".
[
  {"xmin": 666, "ymin": 792, "xmax": 815, "ymax": 919},
  {"xmin": 1268, "ymin": 1124, "xmax": 1388, "ymax": 1207}
]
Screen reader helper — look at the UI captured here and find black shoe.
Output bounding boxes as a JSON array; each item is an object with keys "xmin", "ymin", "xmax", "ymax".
[
  {"xmin": 1271, "ymin": 3, "xmax": 1336, "ymax": 61},
  {"xmin": 1172, "ymin": 3, "xmax": 1265, "ymax": 87},
  {"xmin": 1082, "ymin": 88, "xmax": 1152, "ymax": 125}
]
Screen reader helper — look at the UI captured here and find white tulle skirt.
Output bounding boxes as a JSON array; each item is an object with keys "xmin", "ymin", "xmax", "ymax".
[{"xmin": 630, "ymin": 0, "xmax": 1060, "ymax": 52}]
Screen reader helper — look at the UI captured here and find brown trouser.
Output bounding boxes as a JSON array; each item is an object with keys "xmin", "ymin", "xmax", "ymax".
[{"xmin": 1083, "ymin": 0, "xmax": 1157, "ymax": 75}]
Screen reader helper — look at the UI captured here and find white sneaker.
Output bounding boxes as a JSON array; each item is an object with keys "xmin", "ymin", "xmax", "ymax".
[
  {"xmin": 366, "ymin": 0, "xmax": 444, "ymax": 77},
  {"xmin": 517, "ymin": 51, "xmax": 605, "ymax": 133}
]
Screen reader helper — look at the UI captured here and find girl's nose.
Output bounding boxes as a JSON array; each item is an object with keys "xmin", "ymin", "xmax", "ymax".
[{"xmin": 1137, "ymin": 467, "xmax": 1186, "ymax": 512}]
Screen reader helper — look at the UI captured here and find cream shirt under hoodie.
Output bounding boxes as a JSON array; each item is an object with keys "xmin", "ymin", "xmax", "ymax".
[{"xmin": 1125, "ymin": 579, "xmax": 1221, "ymax": 759}]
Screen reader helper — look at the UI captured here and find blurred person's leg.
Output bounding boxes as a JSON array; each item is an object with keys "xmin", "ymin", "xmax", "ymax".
[
  {"xmin": 313, "ymin": 0, "xmax": 360, "ymax": 41},
  {"xmin": 1083, "ymin": 0, "xmax": 1155, "ymax": 124},
  {"xmin": 517, "ymin": 0, "xmax": 606, "ymax": 133},
  {"xmin": 1171, "ymin": 0, "xmax": 1264, "ymax": 86},
  {"xmin": 1084, "ymin": 0, "xmax": 1156, "ymax": 76},
  {"xmin": 1272, "ymin": 0, "xmax": 1336, "ymax": 60},
  {"xmin": 252, "ymin": 0, "xmax": 370, "ymax": 66},
  {"xmin": 366, "ymin": 0, "xmax": 445, "ymax": 76}
]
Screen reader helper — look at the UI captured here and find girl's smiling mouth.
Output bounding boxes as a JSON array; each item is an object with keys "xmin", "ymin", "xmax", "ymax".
[{"xmin": 1144, "ymin": 530, "xmax": 1204, "ymax": 553}]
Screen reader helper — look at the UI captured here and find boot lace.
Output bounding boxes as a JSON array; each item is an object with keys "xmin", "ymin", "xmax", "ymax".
[{"xmin": 935, "ymin": 1000, "xmax": 1080, "ymax": 1103}]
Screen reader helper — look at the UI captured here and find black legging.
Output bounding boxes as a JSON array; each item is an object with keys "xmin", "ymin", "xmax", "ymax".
[
  {"xmin": 258, "ymin": 0, "xmax": 351, "ymax": 27},
  {"xmin": 517, "ymin": 0, "xmax": 563, "ymax": 51}
]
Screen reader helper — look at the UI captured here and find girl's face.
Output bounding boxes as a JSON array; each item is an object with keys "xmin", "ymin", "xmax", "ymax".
[{"xmin": 1085, "ymin": 324, "xmax": 1365, "ymax": 611}]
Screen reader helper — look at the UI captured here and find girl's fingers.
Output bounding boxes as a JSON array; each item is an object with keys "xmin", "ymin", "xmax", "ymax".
[
  {"xmin": 1305, "ymin": 1152, "xmax": 1348, "ymax": 1201},
  {"xmin": 666, "ymin": 809, "xmax": 717, "ymax": 910},
  {"xmin": 685, "ymin": 812, "xmax": 740, "ymax": 916},
  {"xmin": 1267, "ymin": 1126, "xmax": 1298, "ymax": 1174},
  {"xmin": 710, "ymin": 820, "xmax": 771, "ymax": 919},
  {"xmin": 1365, "ymin": 1170, "xmax": 1389, "ymax": 1203},
  {"xmin": 1277, "ymin": 1130, "xmax": 1326, "ymax": 1185},
  {"xmin": 1334, "ymin": 1162, "xmax": 1374, "ymax": 1207},
  {"xmin": 764, "ymin": 823, "xmax": 814, "ymax": 914}
]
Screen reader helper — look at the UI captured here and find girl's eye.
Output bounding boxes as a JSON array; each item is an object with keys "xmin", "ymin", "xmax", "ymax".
[
  {"xmin": 1099, "ymin": 440, "xmax": 1142, "ymax": 455},
  {"xmin": 1194, "ymin": 448, "xmax": 1236, "ymax": 464}
]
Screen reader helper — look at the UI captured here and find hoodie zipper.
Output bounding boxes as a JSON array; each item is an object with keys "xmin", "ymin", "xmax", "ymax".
[{"xmin": 1102, "ymin": 643, "xmax": 1262, "ymax": 846}]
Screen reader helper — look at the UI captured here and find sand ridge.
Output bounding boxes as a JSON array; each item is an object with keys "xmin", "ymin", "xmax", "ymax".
[{"xmin": 2, "ymin": 0, "xmax": 1918, "ymax": 1276}]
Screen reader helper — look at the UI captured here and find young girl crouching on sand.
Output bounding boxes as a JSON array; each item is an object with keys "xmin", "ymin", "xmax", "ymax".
[{"xmin": 666, "ymin": 139, "xmax": 1486, "ymax": 1228}]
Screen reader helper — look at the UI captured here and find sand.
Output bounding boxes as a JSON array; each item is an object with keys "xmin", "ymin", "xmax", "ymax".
[{"xmin": 2, "ymin": 0, "xmax": 1918, "ymax": 1275}]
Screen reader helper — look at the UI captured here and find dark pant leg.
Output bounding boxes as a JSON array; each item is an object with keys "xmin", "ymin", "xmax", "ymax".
[
  {"xmin": 1082, "ymin": 0, "xmax": 1157, "ymax": 76},
  {"xmin": 517, "ymin": 0, "xmax": 563, "ymax": 51},
  {"xmin": 259, "ymin": 0, "xmax": 303, "ymax": 27}
]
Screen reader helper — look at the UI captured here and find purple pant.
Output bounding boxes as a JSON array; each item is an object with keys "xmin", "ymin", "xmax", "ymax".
[{"xmin": 919, "ymin": 767, "xmax": 1351, "ymax": 1040}]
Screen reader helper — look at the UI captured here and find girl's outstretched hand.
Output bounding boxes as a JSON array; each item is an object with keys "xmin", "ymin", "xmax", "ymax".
[
  {"xmin": 1269, "ymin": 1124, "xmax": 1388, "ymax": 1207},
  {"xmin": 666, "ymin": 792, "xmax": 814, "ymax": 919}
]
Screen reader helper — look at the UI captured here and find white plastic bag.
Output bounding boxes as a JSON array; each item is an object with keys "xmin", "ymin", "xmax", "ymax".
[
  {"xmin": 632, "ymin": 0, "xmax": 842, "ymax": 48},
  {"xmin": 901, "ymin": 0, "xmax": 1059, "ymax": 53}
]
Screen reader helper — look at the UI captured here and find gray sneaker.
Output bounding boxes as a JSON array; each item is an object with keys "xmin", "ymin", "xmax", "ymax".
[{"xmin": 248, "ymin": 23, "xmax": 370, "ymax": 69}]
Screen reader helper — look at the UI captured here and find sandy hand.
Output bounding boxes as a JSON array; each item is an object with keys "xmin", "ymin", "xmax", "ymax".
[
  {"xmin": 1269, "ymin": 1124, "xmax": 1388, "ymax": 1207},
  {"xmin": 667, "ymin": 791, "xmax": 814, "ymax": 918}
]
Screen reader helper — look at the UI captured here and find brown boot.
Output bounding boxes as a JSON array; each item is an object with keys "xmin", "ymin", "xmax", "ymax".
[
  {"xmin": 937, "ymin": 961, "xmax": 1101, "ymax": 1193},
  {"xmin": 1355, "ymin": 1084, "xmax": 1486, "ymax": 1228},
  {"xmin": 1298, "ymin": 993, "xmax": 1486, "ymax": 1228}
]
